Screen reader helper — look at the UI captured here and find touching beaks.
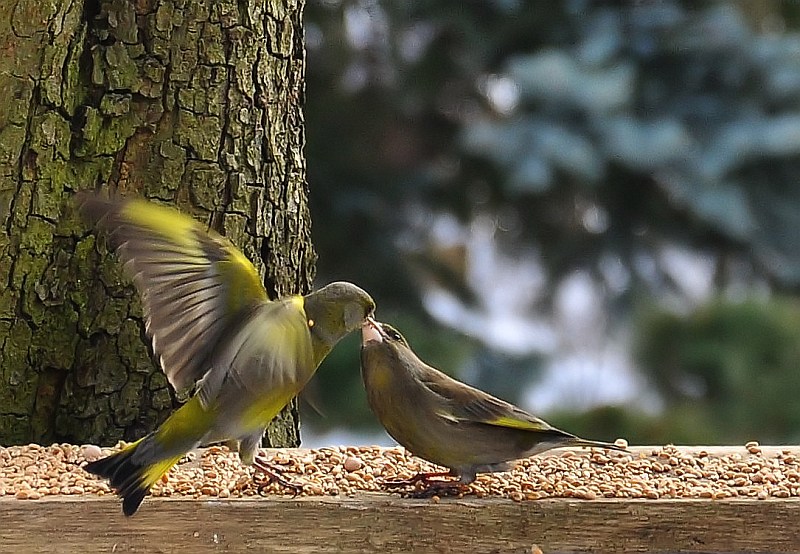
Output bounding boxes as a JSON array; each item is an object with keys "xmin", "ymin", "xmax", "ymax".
[{"xmin": 361, "ymin": 316, "xmax": 384, "ymax": 345}]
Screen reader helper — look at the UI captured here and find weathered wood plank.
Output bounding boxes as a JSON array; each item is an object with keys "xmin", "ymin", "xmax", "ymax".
[{"xmin": 0, "ymin": 495, "xmax": 796, "ymax": 553}]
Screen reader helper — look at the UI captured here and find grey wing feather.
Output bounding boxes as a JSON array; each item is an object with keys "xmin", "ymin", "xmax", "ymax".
[
  {"xmin": 78, "ymin": 194, "xmax": 267, "ymax": 394},
  {"xmin": 418, "ymin": 367, "xmax": 552, "ymax": 429},
  {"xmin": 118, "ymin": 232, "xmax": 235, "ymax": 393}
]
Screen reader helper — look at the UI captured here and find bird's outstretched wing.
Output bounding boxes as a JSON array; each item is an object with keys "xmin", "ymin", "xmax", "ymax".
[{"xmin": 77, "ymin": 192, "xmax": 269, "ymax": 394}]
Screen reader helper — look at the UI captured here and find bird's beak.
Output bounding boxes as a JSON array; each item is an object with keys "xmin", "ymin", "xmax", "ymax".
[{"xmin": 361, "ymin": 316, "xmax": 383, "ymax": 345}]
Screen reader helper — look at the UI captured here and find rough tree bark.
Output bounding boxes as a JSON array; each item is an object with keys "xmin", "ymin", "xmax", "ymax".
[{"xmin": 0, "ymin": 0, "xmax": 314, "ymax": 446}]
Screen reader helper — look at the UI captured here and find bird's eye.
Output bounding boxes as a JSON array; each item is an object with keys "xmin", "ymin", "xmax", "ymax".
[{"xmin": 387, "ymin": 329, "xmax": 402, "ymax": 341}]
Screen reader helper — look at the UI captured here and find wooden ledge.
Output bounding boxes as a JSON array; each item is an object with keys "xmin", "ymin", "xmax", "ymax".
[{"xmin": 1, "ymin": 494, "xmax": 797, "ymax": 553}]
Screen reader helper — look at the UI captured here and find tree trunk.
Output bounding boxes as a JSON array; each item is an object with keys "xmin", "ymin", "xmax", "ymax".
[{"xmin": 0, "ymin": 0, "xmax": 314, "ymax": 447}]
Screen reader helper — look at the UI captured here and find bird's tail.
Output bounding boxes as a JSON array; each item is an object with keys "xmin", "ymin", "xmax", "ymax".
[
  {"xmin": 567, "ymin": 437, "xmax": 628, "ymax": 453},
  {"xmin": 84, "ymin": 397, "xmax": 211, "ymax": 515},
  {"xmin": 84, "ymin": 435, "xmax": 185, "ymax": 516}
]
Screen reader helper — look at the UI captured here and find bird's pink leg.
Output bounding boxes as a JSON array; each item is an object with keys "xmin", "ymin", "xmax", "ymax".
[
  {"xmin": 382, "ymin": 471, "xmax": 470, "ymax": 498},
  {"xmin": 382, "ymin": 471, "xmax": 454, "ymax": 487},
  {"xmin": 252, "ymin": 455, "xmax": 304, "ymax": 494}
]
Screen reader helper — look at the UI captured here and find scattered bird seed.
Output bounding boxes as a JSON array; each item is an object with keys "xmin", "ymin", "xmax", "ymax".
[
  {"xmin": 343, "ymin": 456, "xmax": 363, "ymax": 472},
  {"xmin": 1, "ymin": 442, "xmax": 799, "ymax": 503},
  {"xmin": 80, "ymin": 444, "xmax": 102, "ymax": 461}
]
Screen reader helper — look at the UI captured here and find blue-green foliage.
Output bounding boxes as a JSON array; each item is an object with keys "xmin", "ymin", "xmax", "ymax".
[
  {"xmin": 304, "ymin": 0, "xmax": 800, "ymax": 441},
  {"xmin": 308, "ymin": 1, "xmax": 800, "ymax": 298},
  {"xmin": 633, "ymin": 297, "xmax": 800, "ymax": 444}
]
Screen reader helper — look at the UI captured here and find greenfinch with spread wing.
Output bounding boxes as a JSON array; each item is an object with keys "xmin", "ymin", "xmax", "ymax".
[
  {"xmin": 360, "ymin": 319, "xmax": 626, "ymax": 490},
  {"xmin": 78, "ymin": 193, "xmax": 375, "ymax": 515}
]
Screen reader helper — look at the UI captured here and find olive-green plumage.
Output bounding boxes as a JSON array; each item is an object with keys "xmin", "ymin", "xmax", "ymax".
[
  {"xmin": 360, "ymin": 320, "xmax": 625, "ymax": 485},
  {"xmin": 78, "ymin": 193, "xmax": 375, "ymax": 515}
]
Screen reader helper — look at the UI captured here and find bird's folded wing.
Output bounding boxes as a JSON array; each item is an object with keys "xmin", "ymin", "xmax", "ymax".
[
  {"xmin": 78, "ymin": 193, "xmax": 268, "ymax": 393},
  {"xmin": 421, "ymin": 370, "xmax": 553, "ymax": 432}
]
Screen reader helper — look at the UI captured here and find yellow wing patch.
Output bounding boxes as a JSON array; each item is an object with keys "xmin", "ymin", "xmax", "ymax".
[
  {"xmin": 289, "ymin": 295, "xmax": 305, "ymax": 312},
  {"xmin": 484, "ymin": 415, "xmax": 551, "ymax": 431},
  {"xmin": 121, "ymin": 198, "xmax": 200, "ymax": 242},
  {"xmin": 124, "ymin": 196, "xmax": 268, "ymax": 309},
  {"xmin": 218, "ymin": 250, "xmax": 269, "ymax": 309}
]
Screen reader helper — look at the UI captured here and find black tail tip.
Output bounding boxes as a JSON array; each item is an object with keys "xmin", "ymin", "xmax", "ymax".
[
  {"xmin": 83, "ymin": 451, "xmax": 150, "ymax": 516},
  {"xmin": 122, "ymin": 489, "xmax": 148, "ymax": 516},
  {"xmin": 83, "ymin": 456, "xmax": 116, "ymax": 480}
]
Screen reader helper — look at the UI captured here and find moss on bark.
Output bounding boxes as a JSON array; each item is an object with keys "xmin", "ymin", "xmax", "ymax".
[{"xmin": 0, "ymin": 0, "xmax": 313, "ymax": 447}]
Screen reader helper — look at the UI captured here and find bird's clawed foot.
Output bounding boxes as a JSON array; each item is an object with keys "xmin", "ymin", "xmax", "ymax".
[
  {"xmin": 252, "ymin": 456, "xmax": 304, "ymax": 495},
  {"xmin": 408, "ymin": 481, "xmax": 469, "ymax": 499},
  {"xmin": 382, "ymin": 470, "xmax": 453, "ymax": 487},
  {"xmin": 382, "ymin": 471, "xmax": 469, "ymax": 498}
]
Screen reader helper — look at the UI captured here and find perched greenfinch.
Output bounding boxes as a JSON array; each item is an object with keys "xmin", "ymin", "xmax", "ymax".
[
  {"xmin": 78, "ymin": 193, "xmax": 375, "ymax": 515},
  {"xmin": 360, "ymin": 319, "xmax": 626, "ymax": 491}
]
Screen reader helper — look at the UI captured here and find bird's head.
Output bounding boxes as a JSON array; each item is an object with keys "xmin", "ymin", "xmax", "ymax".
[
  {"xmin": 360, "ymin": 319, "xmax": 427, "ymax": 384},
  {"xmin": 361, "ymin": 318, "xmax": 410, "ymax": 349},
  {"xmin": 304, "ymin": 281, "xmax": 376, "ymax": 361}
]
